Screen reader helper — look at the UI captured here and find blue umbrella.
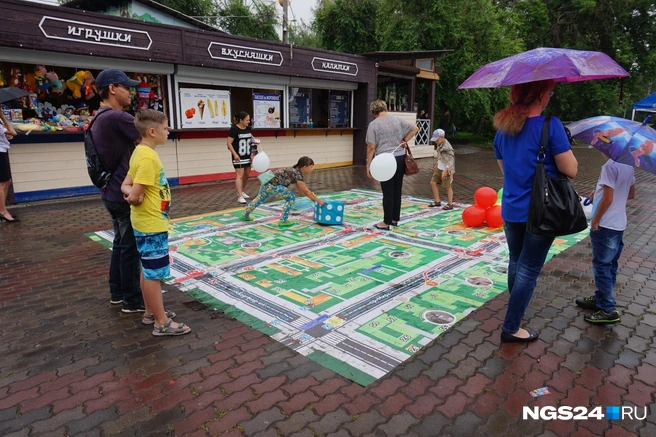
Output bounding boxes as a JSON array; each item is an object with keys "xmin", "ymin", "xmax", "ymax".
[{"xmin": 566, "ymin": 115, "xmax": 656, "ymax": 174}]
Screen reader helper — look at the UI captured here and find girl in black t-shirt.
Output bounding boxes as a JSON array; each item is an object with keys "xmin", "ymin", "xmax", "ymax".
[{"xmin": 227, "ymin": 111, "xmax": 255, "ymax": 204}]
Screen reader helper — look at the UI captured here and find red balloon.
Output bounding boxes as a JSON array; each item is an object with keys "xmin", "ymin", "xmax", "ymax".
[
  {"xmin": 485, "ymin": 205, "xmax": 503, "ymax": 228},
  {"xmin": 474, "ymin": 186, "xmax": 498, "ymax": 209},
  {"xmin": 462, "ymin": 205, "xmax": 486, "ymax": 227}
]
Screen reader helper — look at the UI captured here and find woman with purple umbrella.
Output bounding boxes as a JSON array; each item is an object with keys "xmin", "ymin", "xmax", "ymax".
[{"xmin": 493, "ymin": 79, "xmax": 579, "ymax": 343}]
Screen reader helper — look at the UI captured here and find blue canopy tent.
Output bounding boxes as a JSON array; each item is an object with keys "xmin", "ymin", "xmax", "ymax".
[{"xmin": 632, "ymin": 92, "xmax": 656, "ymax": 120}]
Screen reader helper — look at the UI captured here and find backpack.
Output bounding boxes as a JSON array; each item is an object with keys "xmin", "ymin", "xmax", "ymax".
[{"xmin": 84, "ymin": 111, "xmax": 112, "ymax": 190}]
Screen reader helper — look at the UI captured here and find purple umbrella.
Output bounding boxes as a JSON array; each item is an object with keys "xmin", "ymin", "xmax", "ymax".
[
  {"xmin": 458, "ymin": 47, "xmax": 629, "ymax": 89},
  {"xmin": 566, "ymin": 115, "xmax": 656, "ymax": 175}
]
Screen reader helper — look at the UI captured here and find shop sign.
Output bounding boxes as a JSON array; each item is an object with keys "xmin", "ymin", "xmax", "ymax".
[
  {"xmin": 311, "ymin": 57, "xmax": 358, "ymax": 76},
  {"xmin": 207, "ymin": 42, "xmax": 283, "ymax": 67},
  {"xmin": 39, "ymin": 16, "xmax": 153, "ymax": 50}
]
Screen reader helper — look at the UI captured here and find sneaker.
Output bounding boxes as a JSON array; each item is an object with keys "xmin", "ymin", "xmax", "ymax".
[
  {"xmin": 584, "ymin": 310, "xmax": 620, "ymax": 324},
  {"xmin": 575, "ymin": 295, "xmax": 600, "ymax": 310},
  {"xmin": 110, "ymin": 296, "xmax": 122, "ymax": 305},
  {"xmin": 238, "ymin": 196, "xmax": 247, "ymax": 204},
  {"xmin": 122, "ymin": 304, "xmax": 146, "ymax": 313},
  {"xmin": 242, "ymin": 192, "xmax": 250, "ymax": 199}
]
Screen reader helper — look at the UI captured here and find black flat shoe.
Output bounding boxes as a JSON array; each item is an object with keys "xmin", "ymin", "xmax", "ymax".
[
  {"xmin": 374, "ymin": 224, "xmax": 390, "ymax": 231},
  {"xmin": 501, "ymin": 330, "xmax": 539, "ymax": 343},
  {"xmin": 391, "ymin": 221, "xmax": 399, "ymax": 226},
  {"xmin": 0, "ymin": 213, "xmax": 19, "ymax": 223}
]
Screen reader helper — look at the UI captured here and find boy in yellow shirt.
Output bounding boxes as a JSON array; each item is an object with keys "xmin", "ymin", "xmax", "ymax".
[{"xmin": 121, "ymin": 109, "xmax": 191, "ymax": 336}]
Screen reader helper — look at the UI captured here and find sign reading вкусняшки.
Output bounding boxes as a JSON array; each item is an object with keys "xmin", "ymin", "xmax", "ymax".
[
  {"xmin": 311, "ymin": 57, "xmax": 359, "ymax": 76},
  {"xmin": 207, "ymin": 42, "xmax": 283, "ymax": 67},
  {"xmin": 38, "ymin": 16, "xmax": 153, "ymax": 50}
]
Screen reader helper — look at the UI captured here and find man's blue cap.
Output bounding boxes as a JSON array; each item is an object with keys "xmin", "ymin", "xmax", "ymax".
[{"xmin": 95, "ymin": 69, "xmax": 140, "ymax": 89}]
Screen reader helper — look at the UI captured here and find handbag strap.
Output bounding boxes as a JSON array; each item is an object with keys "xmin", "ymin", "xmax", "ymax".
[{"xmin": 538, "ymin": 116, "xmax": 551, "ymax": 162}]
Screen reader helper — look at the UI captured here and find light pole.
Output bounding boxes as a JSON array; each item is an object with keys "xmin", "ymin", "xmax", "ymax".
[{"xmin": 279, "ymin": 0, "xmax": 289, "ymax": 43}]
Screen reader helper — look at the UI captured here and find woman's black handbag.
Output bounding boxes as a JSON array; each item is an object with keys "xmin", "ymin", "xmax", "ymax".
[{"xmin": 526, "ymin": 117, "xmax": 588, "ymax": 237}]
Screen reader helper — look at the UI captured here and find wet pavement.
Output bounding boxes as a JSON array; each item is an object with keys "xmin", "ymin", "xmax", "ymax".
[{"xmin": 1, "ymin": 144, "xmax": 655, "ymax": 436}]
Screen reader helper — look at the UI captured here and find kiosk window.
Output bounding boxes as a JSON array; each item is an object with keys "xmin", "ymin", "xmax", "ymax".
[
  {"xmin": 289, "ymin": 88, "xmax": 351, "ymax": 128},
  {"xmin": 177, "ymin": 83, "xmax": 282, "ymax": 129}
]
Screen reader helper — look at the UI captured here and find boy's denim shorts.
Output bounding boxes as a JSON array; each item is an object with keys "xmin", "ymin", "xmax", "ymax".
[{"xmin": 134, "ymin": 230, "xmax": 170, "ymax": 280}]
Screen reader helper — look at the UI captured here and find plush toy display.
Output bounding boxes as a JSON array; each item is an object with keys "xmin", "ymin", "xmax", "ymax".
[
  {"xmin": 3, "ymin": 64, "xmax": 163, "ymax": 132},
  {"xmin": 66, "ymin": 71, "xmax": 87, "ymax": 99}
]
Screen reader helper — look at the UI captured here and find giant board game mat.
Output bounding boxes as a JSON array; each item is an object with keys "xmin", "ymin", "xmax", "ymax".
[{"xmin": 88, "ymin": 189, "xmax": 588, "ymax": 385}]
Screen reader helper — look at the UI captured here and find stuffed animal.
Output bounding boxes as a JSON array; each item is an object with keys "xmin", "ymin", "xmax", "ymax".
[
  {"xmin": 9, "ymin": 68, "xmax": 22, "ymax": 87},
  {"xmin": 66, "ymin": 71, "xmax": 87, "ymax": 99},
  {"xmin": 23, "ymin": 72, "xmax": 37, "ymax": 93},
  {"xmin": 34, "ymin": 65, "xmax": 51, "ymax": 92},
  {"xmin": 136, "ymin": 74, "xmax": 151, "ymax": 100},
  {"xmin": 45, "ymin": 71, "xmax": 64, "ymax": 97},
  {"xmin": 81, "ymin": 71, "xmax": 96, "ymax": 100}
]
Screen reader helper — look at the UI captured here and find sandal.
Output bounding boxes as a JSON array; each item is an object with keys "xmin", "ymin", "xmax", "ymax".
[
  {"xmin": 142, "ymin": 309, "xmax": 176, "ymax": 325},
  {"xmin": 428, "ymin": 201, "xmax": 442, "ymax": 208},
  {"xmin": 374, "ymin": 223, "xmax": 390, "ymax": 231},
  {"xmin": 442, "ymin": 204, "xmax": 454, "ymax": 210},
  {"xmin": 152, "ymin": 318, "xmax": 191, "ymax": 337}
]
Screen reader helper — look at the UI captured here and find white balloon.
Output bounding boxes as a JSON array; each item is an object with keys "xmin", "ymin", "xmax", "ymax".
[
  {"xmin": 370, "ymin": 153, "xmax": 397, "ymax": 182},
  {"xmin": 252, "ymin": 152, "xmax": 270, "ymax": 172}
]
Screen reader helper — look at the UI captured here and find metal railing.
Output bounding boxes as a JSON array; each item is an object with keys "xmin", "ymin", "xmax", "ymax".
[{"xmin": 415, "ymin": 119, "xmax": 431, "ymax": 145}]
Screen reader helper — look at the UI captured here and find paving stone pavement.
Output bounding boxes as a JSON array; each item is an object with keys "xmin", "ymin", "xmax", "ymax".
[{"xmin": 1, "ymin": 145, "xmax": 656, "ymax": 437}]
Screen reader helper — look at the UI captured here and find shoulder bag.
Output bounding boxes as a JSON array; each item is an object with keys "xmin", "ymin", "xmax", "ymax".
[
  {"xmin": 84, "ymin": 110, "xmax": 113, "ymax": 190},
  {"xmin": 404, "ymin": 146, "xmax": 420, "ymax": 175},
  {"xmin": 526, "ymin": 117, "xmax": 588, "ymax": 237}
]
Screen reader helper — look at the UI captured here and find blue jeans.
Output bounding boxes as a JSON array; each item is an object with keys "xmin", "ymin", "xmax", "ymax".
[
  {"xmin": 502, "ymin": 221, "xmax": 555, "ymax": 334},
  {"xmin": 590, "ymin": 226, "xmax": 624, "ymax": 312},
  {"xmin": 103, "ymin": 199, "xmax": 143, "ymax": 307}
]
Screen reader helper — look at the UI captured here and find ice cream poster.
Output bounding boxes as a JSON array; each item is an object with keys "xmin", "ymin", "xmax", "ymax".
[
  {"xmin": 179, "ymin": 88, "xmax": 231, "ymax": 128},
  {"xmin": 253, "ymin": 93, "xmax": 281, "ymax": 128}
]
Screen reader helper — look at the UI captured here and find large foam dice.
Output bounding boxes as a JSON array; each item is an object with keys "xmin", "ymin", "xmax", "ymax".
[{"xmin": 313, "ymin": 200, "xmax": 345, "ymax": 225}]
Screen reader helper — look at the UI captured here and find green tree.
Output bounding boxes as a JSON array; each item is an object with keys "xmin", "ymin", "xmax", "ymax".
[
  {"xmin": 60, "ymin": 0, "xmax": 218, "ymax": 25},
  {"xmin": 157, "ymin": 0, "xmax": 217, "ymax": 24},
  {"xmin": 215, "ymin": 0, "xmax": 280, "ymax": 41},
  {"xmin": 290, "ymin": 19, "xmax": 321, "ymax": 48},
  {"xmin": 313, "ymin": 0, "xmax": 381, "ymax": 54},
  {"xmin": 498, "ymin": 0, "xmax": 656, "ymax": 122}
]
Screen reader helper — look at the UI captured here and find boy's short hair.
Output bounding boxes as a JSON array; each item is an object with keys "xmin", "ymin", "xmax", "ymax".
[{"xmin": 134, "ymin": 109, "xmax": 168, "ymax": 137}]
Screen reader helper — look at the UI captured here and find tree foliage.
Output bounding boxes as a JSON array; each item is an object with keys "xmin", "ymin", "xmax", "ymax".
[
  {"xmin": 215, "ymin": 0, "xmax": 279, "ymax": 41},
  {"xmin": 156, "ymin": 0, "xmax": 216, "ymax": 23},
  {"xmin": 313, "ymin": 0, "xmax": 381, "ymax": 54},
  {"xmin": 290, "ymin": 19, "xmax": 321, "ymax": 48},
  {"xmin": 312, "ymin": 0, "xmax": 656, "ymax": 135}
]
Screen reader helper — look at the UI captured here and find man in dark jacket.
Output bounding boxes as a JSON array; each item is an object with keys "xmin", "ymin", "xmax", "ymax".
[{"xmin": 92, "ymin": 69, "xmax": 144, "ymax": 313}]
